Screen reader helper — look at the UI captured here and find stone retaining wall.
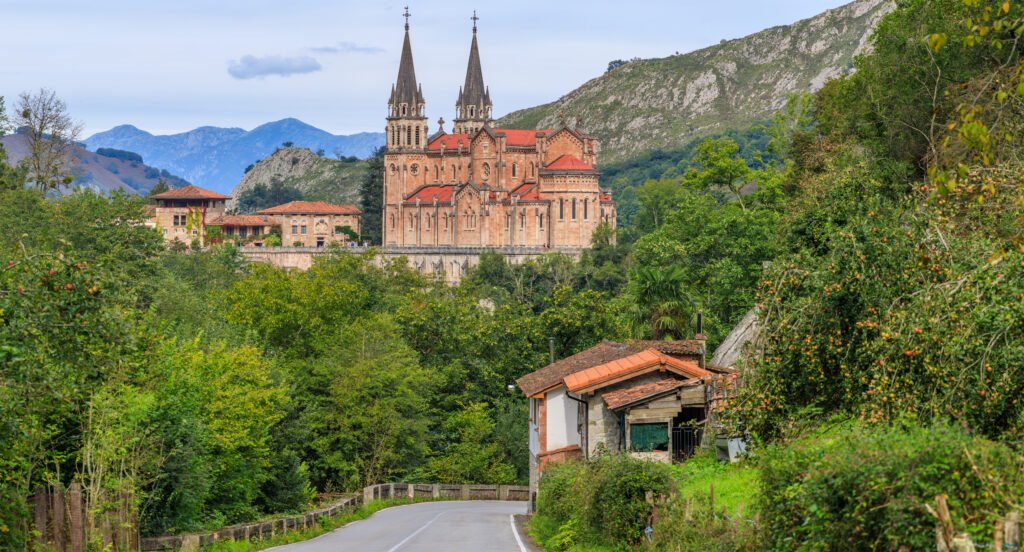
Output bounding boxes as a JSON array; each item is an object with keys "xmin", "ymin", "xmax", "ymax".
[{"xmin": 140, "ymin": 483, "xmax": 530, "ymax": 550}]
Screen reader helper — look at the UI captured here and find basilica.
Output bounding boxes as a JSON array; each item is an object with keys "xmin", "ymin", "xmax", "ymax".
[{"xmin": 382, "ymin": 12, "xmax": 616, "ymax": 249}]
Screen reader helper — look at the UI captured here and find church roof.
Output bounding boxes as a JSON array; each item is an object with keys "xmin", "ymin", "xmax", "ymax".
[
  {"xmin": 544, "ymin": 154, "xmax": 596, "ymax": 172},
  {"xmin": 511, "ymin": 183, "xmax": 542, "ymax": 201},
  {"xmin": 389, "ymin": 23, "xmax": 425, "ymax": 109},
  {"xmin": 497, "ymin": 129, "xmax": 551, "ymax": 147},
  {"xmin": 150, "ymin": 185, "xmax": 230, "ymax": 200},
  {"xmin": 427, "ymin": 133, "xmax": 470, "ymax": 150},
  {"xmin": 258, "ymin": 201, "xmax": 361, "ymax": 215},
  {"xmin": 457, "ymin": 28, "xmax": 491, "ymax": 110},
  {"xmin": 406, "ymin": 184, "xmax": 457, "ymax": 203}
]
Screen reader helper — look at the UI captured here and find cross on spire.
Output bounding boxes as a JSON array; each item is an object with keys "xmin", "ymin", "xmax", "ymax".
[
  {"xmin": 471, "ymin": 10, "xmax": 479, "ymax": 33},
  {"xmin": 403, "ymin": 6, "xmax": 411, "ymax": 30}
]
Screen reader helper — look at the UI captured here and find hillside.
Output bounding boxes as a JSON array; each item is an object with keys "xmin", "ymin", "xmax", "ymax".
[
  {"xmin": 84, "ymin": 118, "xmax": 383, "ymax": 194},
  {"xmin": 230, "ymin": 147, "xmax": 367, "ymax": 209},
  {"xmin": 497, "ymin": 0, "xmax": 894, "ymax": 164},
  {"xmin": 0, "ymin": 134, "xmax": 189, "ymax": 195}
]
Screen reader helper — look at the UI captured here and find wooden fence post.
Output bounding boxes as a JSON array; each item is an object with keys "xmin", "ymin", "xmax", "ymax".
[
  {"xmin": 33, "ymin": 488, "xmax": 47, "ymax": 548},
  {"xmin": 52, "ymin": 485, "xmax": 65, "ymax": 551},
  {"xmin": 68, "ymin": 482, "xmax": 84, "ymax": 552},
  {"xmin": 1006, "ymin": 512, "xmax": 1020, "ymax": 550}
]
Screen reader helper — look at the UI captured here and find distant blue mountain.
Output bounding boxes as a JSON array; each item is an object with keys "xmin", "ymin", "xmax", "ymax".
[{"xmin": 84, "ymin": 118, "xmax": 384, "ymax": 194}]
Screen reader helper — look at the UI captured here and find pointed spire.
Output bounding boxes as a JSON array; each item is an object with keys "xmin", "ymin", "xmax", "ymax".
[
  {"xmin": 455, "ymin": 11, "xmax": 492, "ymax": 128},
  {"xmin": 390, "ymin": 6, "xmax": 425, "ymax": 114}
]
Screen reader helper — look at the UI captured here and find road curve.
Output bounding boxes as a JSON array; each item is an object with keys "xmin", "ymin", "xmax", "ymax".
[{"xmin": 268, "ymin": 500, "xmax": 530, "ymax": 552}]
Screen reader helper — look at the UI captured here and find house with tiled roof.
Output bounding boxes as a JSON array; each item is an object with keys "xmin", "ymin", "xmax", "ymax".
[
  {"xmin": 149, "ymin": 185, "xmax": 230, "ymax": 246},
  {"xmin": 257, "ymin": 201, "xmax": 362, "ymax": 247},
  {"xmin": 516, "ymin": 334, "xmax": 736, "ymax": 505},
  {"xmin": 381, "ymin": 12, "xmax": 616, "ymax": 258}
]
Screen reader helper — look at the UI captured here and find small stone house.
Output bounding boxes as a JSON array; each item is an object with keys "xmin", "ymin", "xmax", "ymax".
[
  {"xmin": 516, "ymin": 339, "xmax": 735, "ymax": 503},
  {"xmin": 150, "ymin": 185, "xmax": 230, "ymax": 245}
]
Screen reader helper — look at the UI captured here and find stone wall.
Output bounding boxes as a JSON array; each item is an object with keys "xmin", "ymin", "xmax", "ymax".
[{"xmin": 239, "ymin": 246, "xmax": 583, "ymax": 284}]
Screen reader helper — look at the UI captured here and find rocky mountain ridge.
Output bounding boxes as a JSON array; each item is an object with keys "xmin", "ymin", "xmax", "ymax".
[
  {"xmin": 498, "ymin": 0, "xmax": 894, "ymax": 164},
  {"xmin": 229, "ymin": 147, "xmax": 367, "ymax": 209}
]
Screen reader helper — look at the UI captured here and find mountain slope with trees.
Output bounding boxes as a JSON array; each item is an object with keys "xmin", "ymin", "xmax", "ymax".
[{"xmin": 498, "ymin": 0, "xmax": 893, "ymax": 165}]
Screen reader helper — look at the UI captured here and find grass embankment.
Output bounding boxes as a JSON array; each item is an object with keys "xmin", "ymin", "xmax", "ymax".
[
  {"xmin": 527, "ymin": 452, "xmax": 758, "ymax": 552},
  {"xmin": 204, "ymin": 498, "xmax": 431, "ymax": 552}
]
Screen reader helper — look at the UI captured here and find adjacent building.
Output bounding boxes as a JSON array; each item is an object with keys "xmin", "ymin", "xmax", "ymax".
[
  {"xmin": 149, "ymin": 185, "xmax": 361, "ymax": 248},
  {"xmin": 516, "ymin": 338, "xmax": 736, "ymax": 506},
  {"xmin": 149, "ymin": 185, "xmax": 229, "ymax": 246},
  {"xmin": 257, "ymin": 201, "xmax": 362, "ymax": 247},
  {"xmin": 382, "ymin": 14, "xmax": 615, "ymax": 250}
]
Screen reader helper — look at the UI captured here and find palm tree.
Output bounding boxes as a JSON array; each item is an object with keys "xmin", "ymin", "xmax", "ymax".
[{"xmin": 629, "ymin": 265, "xmax": 696, "ymax": 340}]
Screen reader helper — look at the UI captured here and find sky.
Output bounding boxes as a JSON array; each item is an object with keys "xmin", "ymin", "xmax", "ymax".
[{"xmin": 1, "ymin": 1, "xmax": 850, "ymax": 137}]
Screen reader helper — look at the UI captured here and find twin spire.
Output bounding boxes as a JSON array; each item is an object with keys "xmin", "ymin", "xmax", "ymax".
[{"xmin": 389, "ymin": 8, "xmax": 492, "ymax": 135}]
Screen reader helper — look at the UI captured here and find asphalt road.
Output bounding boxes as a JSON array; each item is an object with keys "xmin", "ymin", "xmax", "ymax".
[{"xmin": 269, "ymin": 500, "xmax": 531, "ymax": 552}]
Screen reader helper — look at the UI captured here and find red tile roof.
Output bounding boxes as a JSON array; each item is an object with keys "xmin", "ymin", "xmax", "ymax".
[
  {"xmin": 150, "ymin": 185, "xmax": 230, "ymax": 200},
  {"xmin": 516, "ymin": 341, "xmax": 637, "ymax": 397},
  {"xmin": 427, "ymin": 133, "xmax": 470, "ymax": 151},
  {"xmin": 544, "ymin": 155, "xmax": 595, "ymax": 172},
  {"xmin": 563, "ymin": 349, "xmax": 711, "ymax": 393},
  {"xmin": 258, "ymin": 201, "xmax": 361, "ymax": 215},
  {"xmin": 208, "ymin": 215, "xmax": 279, "ymax": 226},
  {"xmin": 496, "ymin": 128, "xmax": 551, "ymax": 147},
  {"xmin": 406, "ymin": 184, "xmax": 457, "ymax": 203},
  {"xmin": 602, "ymin": 377, "xmax": 700, "ymax": 410},
  {"xmin": 511, "ymin": 183, "xmax": 542, "ymax": 201}
]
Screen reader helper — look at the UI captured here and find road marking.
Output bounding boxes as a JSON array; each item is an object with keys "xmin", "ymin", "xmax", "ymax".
[
  {"xmin": 510, "ymin": 514, "xmax": 528, "ymax": 552},
  {"xmin": 385, "ymin": 511, "xmax": 445, "ymax": 552}
]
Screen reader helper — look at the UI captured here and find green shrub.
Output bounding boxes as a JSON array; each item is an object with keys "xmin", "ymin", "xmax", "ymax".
[
  {"xmin": 757, "ymin": 422, "xmax": 1024, "ymax": 551},
  {"xmin": 536, "ymin": 455, "xmax": 672, "ymax": 547}
]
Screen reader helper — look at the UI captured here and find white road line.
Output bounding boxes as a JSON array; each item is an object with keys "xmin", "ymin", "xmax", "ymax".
[
  {"xmin": 385, "ymin": 511, "xmax": 446, "ymax": 552},
  {"xmin": 510, "ymin": 514, "xmax": 528, "ymax": 552}
]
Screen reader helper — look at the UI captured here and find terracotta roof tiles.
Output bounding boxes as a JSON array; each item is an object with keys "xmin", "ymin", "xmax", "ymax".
[
  {"xmin": 602, "ymin": 377, "xmax": 700, "ymax": 411},
  {"xmin": 544, "ymin": 154, "xmax": 596, "ymax": 172},
  {"xmin": 563, "ymin": 349, "xmax": 711, "ymax": 393},
  {"xmin": 150, "ymin": 185, "xmax": 230, "ymax": 200},
  {"xmin": 258, "ymin": 201, "xmax": 361, "ymax": 215}
]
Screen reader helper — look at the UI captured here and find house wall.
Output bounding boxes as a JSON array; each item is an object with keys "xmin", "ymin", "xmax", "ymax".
[
  {"xmin": 585, "ymin": 373, "xmax": 668, "ymax": 457},
  {"xmin": 278, "ymin": 213, "xmax": 361, "ymax": 247},
  {"xmin": 545, "ymin": 388, "xmax": 580, "ymax": 451}
]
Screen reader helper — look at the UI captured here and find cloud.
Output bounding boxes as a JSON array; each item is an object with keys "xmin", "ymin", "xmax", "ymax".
[
  {"xmin": 309, "ymin": 42, "xmax": 384, "ymax": 55},
  {"xmin": 227, "ymin": 55, "xmax": 322, "ymax": 80}
]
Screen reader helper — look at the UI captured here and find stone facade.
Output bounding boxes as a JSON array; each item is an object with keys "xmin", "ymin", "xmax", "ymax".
[
  {"xmin": 150, "ymin": 185, "xmax": 229, "ymax": 246},
  {"xmin": 258, "ymin": 201, "xmax": 362, "ymax": 248},
  {"xmin": 382, "ymin": 16, "xmax": 615, "ymax": 251}
]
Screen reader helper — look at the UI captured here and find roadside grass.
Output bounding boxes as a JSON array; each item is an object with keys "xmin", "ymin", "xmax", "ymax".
[
  {"xmin": 668, "ymin": 451, "xmax": 758, "ymax": 514},
  {"xmin": 203, "ymin": 497, "xmax": 433, "ymax": 552}
]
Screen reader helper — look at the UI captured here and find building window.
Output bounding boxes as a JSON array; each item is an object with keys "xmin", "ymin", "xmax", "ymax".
[
  {"xmin": 559, "ymin": 199, "xmax": 564, "ymax": 220},
  {"xmin": 426, "ymin": 214, "xmax": 431, "ymax": 229},
  {"xmin": 415, "ymin": 127, "xmax": 420, "ymax": 147},
  {"xmin": 530, "ymin": 162, "xmax": 535, "ymax": 177},
  {"xmin": 469, "ymin": 105, "xmax": 476, "ymax": 117},
  {"xmin": 401, "ymin": 104, "xmax": 407, "ymax": 116},
  {"xmin": 435, "ymin": 166, "xmax": 439, "ymax": 180},
  {"xmin": 539, "ymin": 213, "xmax": 544, "ymax": 229},
  {"xmin": 390, "ymin": 213, "xmax": 396, "ymax": 229},
  {"xmin": 511, "ymin": 163, "xmax": 517, "ymax": 178},
  {"xmin": 520, "ymin": 213, "xmax": 525, "ymax": 229},
  {"xmin": 406, "ymin": 127, "xmax": 411, "ymax": 146},
  {"xmin": 584, "ymin": 199, "xmax": 589, "ymax": 220},
  {"xmin": 452, "ymin": 165, "xmax": 457, "ymax": 180},
  {"xmin": 301, "ymin": 225, "xmax": 307, "ymax": 235},
  {"xmin": 291, "ymin": 225, "xmax": 298, "ymax": 234},
  {"xmin": 572, "ymin": 199, "xmax": 577, "ymax": 220},
  {"xmin": 444, "ymin": 213, "xmax": 449, "ymax": 230},
  {"xmin": 239, "ymin": 227, "xmax": 248, "ymax": 238},
  {"xmin": 409, "ymin": 215, "xmax": 414, "ymax": 229}
]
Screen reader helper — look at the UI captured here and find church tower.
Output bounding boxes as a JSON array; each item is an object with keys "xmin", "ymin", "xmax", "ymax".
[
  {"xmin": 453, "ymin": 12, "xmax": 492, "ymax": 135},
  {"xmin": 387, "ymin": 8, "xmax": 428, "ymax": 152}
]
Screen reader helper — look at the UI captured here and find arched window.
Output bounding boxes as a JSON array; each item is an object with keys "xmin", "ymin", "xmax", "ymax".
[
  {"xmin": 512, "ymin": 163, "xmax": 518, "ymax": 178},
  {"xmin": 539, "ymin": 213, "xmax": 544, "ymax": 229},
  {"xmin": 406, "ymin": 127, "xmax": 412, "ymax": 146},
  {"xmin": 401, "ymin": 104, "xmax": 408, "ymax": 116},
  {"xmin": 559, "ymin": 199, "xmax": 564, "ymax": 220},
  {"xmin": 415, "ymin": 126, "xmax": 420, "ymax": 147},
  {"xmin": 408, "ymin": 214, "xmax": 414, "ymax": 229},
  {"xmin": 426, "ymin": 214, "xmax": 430, "ymax": 229},
  {"xmin": 390, "ymin": 213, "xmax": 395, "ymax": 228},
  {"xmin": 469, "ymin": 105, "xmax": 476, "ymax": 117},
  {"xmin": 434, "ymin": 166, "xmax": 439, "ymax": 180},
  {"xmin": 452, "ymin": 165, "xmax": 457, "ymax": 180},
  {"xmin": 572, "ymin": 199, "xmax": 577, "ymax": 220},
  {"xmin": 530, "ymin": 162, "xmax": 535, "ymax": 177},
  {"xmin": 584, "ymin": 199, "xmax": 589, "ymax": 220}
]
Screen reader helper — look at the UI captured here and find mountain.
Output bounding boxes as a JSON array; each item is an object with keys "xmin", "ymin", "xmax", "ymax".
[
  {"xmin": 497, "ymin": 0, "xmax": 894, "ymax": 165},
  {"xmin": 230, "ymin": 147, "xmax": 367, "ymax": 209},
  {"xmin": 1, "ymin": 134, "xmax": 190, "ymax": 195},
  {"xmin": 84, "ymin": 119, "xmax": 384, "ymax": 194}
]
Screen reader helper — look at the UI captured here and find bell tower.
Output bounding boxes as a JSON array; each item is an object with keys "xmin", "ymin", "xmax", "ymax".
[
  {"xmin": 387, "ymin": 7, "xmax": 428, "ymax": 152},
  {"xmin": 453, "ymin": 11, "xmax": 492, "ymax": 135}
]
